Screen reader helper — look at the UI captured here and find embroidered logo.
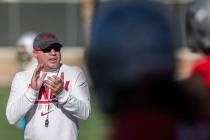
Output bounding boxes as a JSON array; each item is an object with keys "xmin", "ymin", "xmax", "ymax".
[
  {"xmin": 41, "ymin": 110, "xmax": 54, "ymax": 116},
  {"xmin": 43, "ymin": 34, "xmax": 55, "ymax": 41},
  {"xmin": 35, "ymin": 85, "xmax": 58, "ymax": 104}
]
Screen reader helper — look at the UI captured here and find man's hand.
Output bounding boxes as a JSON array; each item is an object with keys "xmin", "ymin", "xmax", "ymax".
[
  {"xmin": 31, "ymin": 64, "xmax": 47, "ymax": 91},
  {"xmin": 45, "ymin": 72, "xmax": 64, "ymax": 96}
]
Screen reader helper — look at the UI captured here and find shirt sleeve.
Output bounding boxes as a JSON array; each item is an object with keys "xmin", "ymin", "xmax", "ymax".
[
  {"xmin": 6, "ymin": 72, "xmax": 38, "ymax": 125},
  {"xmin": 56, "ymin": 68, "xmax": 91, "ymax": 120}
]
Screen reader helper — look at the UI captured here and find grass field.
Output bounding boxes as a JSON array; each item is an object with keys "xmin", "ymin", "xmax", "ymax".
[{"xmin": 0, "ymin": 87, "xmax": 112, "ymax": 140}]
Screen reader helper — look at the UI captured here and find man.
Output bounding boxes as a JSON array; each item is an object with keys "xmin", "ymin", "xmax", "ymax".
[
  {"xmin": 6, "ymin": 32, "xmax": 91, "ymax": 140},
  {"xmin": 86, "ymin": 1, "xmax": 209, "ymax": 140},
  {"xmin": 15, "ymin": 32, "xmax": 37, "ymax": 129}
]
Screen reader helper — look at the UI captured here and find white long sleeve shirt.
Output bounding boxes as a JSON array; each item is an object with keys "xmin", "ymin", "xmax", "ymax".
[{"xmin": 6, "ymin": 64, "xmax": 91, "ymax": 140}]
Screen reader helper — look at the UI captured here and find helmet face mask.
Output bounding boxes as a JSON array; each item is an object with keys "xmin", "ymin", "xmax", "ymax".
[{"xmin": 17, "ymin": 45, "xmax": 31, "ymax": 63}]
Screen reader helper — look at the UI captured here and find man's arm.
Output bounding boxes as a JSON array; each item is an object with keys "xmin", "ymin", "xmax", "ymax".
[
  {"xmin": 56, "ymin": 68, "xmax": 91, "ymax": 120},
  {"xmin": 6, "ymin": 73, "xmax": 37, "ymax": 124}
]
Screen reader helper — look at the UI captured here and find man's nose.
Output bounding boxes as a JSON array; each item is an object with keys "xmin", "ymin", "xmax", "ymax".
[{"xmin": 50, "ymin": 49, "xmax": 56, "ymax": 54}]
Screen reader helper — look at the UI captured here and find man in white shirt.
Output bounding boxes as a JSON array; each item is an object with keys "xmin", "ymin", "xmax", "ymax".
[{"xmin": 6, "ymin": 32, "xmax": 91, "ymax": 140}]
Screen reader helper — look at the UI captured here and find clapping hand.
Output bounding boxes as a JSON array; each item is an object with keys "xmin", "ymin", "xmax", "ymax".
[
  {"xmin": 45, "ymin": 72, "xmax": 64, "ymax": 96},
  {"xmin": 31, "ymin": 64, "xmax": 47, "ymax": 91}
]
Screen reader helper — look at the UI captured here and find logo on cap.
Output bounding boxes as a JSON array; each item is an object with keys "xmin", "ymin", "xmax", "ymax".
[{"xmin": 43, "ymin": 34, "xmax": 55, "ymax": 41}]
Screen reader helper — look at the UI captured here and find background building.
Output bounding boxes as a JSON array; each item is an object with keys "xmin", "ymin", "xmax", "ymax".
[{"xmin": 0, "ymin": 0, "xmax": 197, "ymax": 86}]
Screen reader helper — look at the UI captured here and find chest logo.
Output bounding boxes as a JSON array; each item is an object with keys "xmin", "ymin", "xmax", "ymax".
[{"xmin": 33, "ymin": 81, "xmax": 70, "ymax": 104}]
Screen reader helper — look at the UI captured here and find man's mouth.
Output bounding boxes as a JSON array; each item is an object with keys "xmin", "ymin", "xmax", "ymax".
[{"xmin": 49, "ymin": 58, "xmax": 57, "ymax": 63}]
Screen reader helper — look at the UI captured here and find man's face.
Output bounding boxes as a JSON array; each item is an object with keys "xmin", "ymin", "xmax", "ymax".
[{"xmin": 34, "ymin": 45, "xmax": 61, "ymax": 71}]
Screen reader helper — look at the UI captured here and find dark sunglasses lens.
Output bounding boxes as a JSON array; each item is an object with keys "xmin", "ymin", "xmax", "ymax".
[
  {"xmin": 54, "ymin": 47, "xmax": 61, "ymax": 52},
  {"xmin": 42, "ymin": 47, "xmax": 61, "ymax": 53}
]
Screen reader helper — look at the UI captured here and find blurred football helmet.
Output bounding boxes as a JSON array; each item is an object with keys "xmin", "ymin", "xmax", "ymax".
[
  {"xmin": 86, "ymin": 1, "xmax": 178, "ymax": 113},
  {"xmin": 186, "ymin": 0, "xmax": 210, "ymax": 54},
  {"xmin": 16, "ymin": 32, "xmax": 37, "ymax": 63}
]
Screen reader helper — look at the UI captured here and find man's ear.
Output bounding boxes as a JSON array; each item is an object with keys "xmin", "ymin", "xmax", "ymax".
[{"xmin": 33, "ymin": 50, "xmax": 38, "ymax": 59}]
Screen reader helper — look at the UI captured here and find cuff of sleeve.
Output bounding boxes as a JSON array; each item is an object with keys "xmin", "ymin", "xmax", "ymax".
[
  {"xmin": 24, "ymin": 87, "xmax": 38, "ymax": 103},
  {"xmin": 56, "ymin": 89, "xmax": 69, "ymax": 104}
]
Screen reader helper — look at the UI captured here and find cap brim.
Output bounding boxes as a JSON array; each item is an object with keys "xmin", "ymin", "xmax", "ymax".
[{"xmin": 41, "ymin": 40, "xmax": 63, "ymax": 50}]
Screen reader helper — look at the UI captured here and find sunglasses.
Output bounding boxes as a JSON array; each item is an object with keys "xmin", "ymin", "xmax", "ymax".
[
  {"xmin": 42, "ymin": 46, "xmax": 61, "ymax": 53},
  {"xmin": 35, "ymin": 45, "xmax": 61, "ymax": 53}
]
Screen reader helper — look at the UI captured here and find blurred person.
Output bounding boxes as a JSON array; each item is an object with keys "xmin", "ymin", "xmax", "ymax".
[
  {"xmin": 186, "ymin": 0, "xmax": 210, "ymax": 118},
  {"xmin": 16, "ymin": 32, "xmax": 38, "ymax": 70},
  {"xmin": 6, "ymin": 32, "xmax": 91, "ymax": 140},
  {"xmin": 86, "ymin": 1, "xmax": 210, "ymax": 140},
  {"xmin": 186, "ymin": 0, "xmax": 210, "ymax": 94},
  {"xmin": 15, "ymin": 32, "xmax": 37, "ymax": 129}
]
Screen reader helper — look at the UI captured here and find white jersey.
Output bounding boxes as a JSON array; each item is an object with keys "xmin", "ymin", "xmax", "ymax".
[{"xmin": 6, "ymin": 64, "xmax": 91, "ymax": 140}]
